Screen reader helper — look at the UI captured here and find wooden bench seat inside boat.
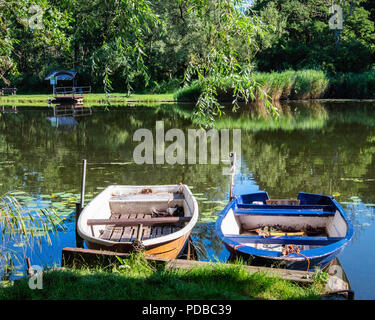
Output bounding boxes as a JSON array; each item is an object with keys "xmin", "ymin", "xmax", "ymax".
[
  {"xmin": 96, "ymin": 213, "xmax": 187, "ymax": 242},
  {"xmin": 92, "ymin": 192, "xmax": 190, "ymax": 242}
]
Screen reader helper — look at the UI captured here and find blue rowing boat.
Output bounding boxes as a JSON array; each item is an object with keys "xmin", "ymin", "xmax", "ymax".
[{"xmin": 216, "ymin": 191, "xmax": 354, "ymax": 271}]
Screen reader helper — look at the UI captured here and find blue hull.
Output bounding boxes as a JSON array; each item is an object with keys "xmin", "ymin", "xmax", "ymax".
[
  {"xmin": 225, "ymin": 243, "xmax": 346, "ymax": 271},
  {"xmin": 217, "ymin": 192, "xmax": 354, "ymax": 271}
]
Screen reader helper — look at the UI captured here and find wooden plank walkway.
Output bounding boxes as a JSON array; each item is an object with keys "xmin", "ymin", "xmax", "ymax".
[
  {"xmin": 61, "ymin": 247, "xmax": 354, "ymax": 299},
  {"xmin": 61, "ymin": 247, "xmax": 314, "ymax": 283},
  {"xmin": 0, "ymin": 88, "xmax": 17, "ymax": 95}
]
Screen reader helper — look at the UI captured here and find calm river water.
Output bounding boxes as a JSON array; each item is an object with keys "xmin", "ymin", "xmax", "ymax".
[{"xmin": 0, "ymin": 101, "xmax": 375, "ymax": 299}]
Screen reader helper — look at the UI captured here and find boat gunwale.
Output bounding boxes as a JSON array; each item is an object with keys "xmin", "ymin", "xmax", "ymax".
[
  {"xmin": 77, "ymin": 184, "xmax": 199, "ymax": 248},
  {"xmin": 216, "ymin": 191, "xmax": 354, "ymax": 261}
]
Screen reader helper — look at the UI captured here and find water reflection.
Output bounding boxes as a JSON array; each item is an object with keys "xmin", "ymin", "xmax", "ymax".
[
  {"xmin": 1, "ymin": 106, "xmax": 18, "ymax": 114},
  {"xmin": 47, "ymin": 105, "xmax": 93, "ymax": 128},
  {"xmin": 1, "ymin": 101, "xmax": 375, "ymax": 297}
]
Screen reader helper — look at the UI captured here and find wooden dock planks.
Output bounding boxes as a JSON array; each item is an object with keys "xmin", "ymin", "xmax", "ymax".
[
  {"xmin": 59, "ymin": 247, "xmax": 354, "ymax": 299},
  {"xmin": 61, "ymin": 247, "xmax": 314, "ymax": 283}
]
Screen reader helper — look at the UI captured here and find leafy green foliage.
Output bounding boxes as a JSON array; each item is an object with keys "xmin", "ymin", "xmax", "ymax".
[
  {"xmin": 2, "ymin": 0, "xmax": 375, "ymax": 122},
  {"xmin": 251, "ymin": 0, "xmax": 375, "ymax": 74},
  {"xmin": 181, "ymin": 0, "xmax": 275, "ymax": 126}
]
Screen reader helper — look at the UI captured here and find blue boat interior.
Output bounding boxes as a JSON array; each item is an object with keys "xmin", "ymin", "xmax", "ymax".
[{"xmin": 221, "ymin": 192, "xmax": 348, "ymax": 250}]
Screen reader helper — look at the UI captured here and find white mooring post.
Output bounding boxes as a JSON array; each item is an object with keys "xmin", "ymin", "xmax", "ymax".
[{"xmin": 229, "ymin": 152, "xmax": 236, "ymax": 200}]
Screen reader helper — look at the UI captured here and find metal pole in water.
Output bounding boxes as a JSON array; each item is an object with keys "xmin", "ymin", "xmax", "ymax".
[
  {"xmin": 75, "ymin": 159, "xmax": 87, "ymax": 248},
  {"xmin": 229, "ymin": 152, "xmax": 236, "ymax": 200}
]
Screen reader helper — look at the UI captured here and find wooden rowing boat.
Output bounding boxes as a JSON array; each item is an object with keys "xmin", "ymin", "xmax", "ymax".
[
  {"xmin": 77, "ymin": 185, "xmax": 199, "ymax": 259},
  {"xmin": 216, "ymin": 191, "xmax": 353, "ymax": 271}
]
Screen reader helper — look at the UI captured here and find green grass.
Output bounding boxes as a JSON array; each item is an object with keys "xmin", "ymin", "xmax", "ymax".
[
  {"xmin": 0, "ymin": 254, "xmax": 325, "ymax": 300},
  {"xmin": 0, "ymin": 93, "xmax": 176, "ymax": 105}
]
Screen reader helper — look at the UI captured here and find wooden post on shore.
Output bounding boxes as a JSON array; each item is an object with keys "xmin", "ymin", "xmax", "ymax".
[
  {"xmin": 75, "ymin": 159, "xmax": 87, "ymax": 248},
  {"xmin": 26, "ymin": 257, "xmax": 33, "ymax": 276}
]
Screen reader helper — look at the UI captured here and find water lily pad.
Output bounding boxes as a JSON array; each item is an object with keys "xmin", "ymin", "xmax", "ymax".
[
  {"xmin": 350, "ymin": 196, "xmax": 360, "ymax": 200},
  {"xmin": 340, "ymin": 201, "xmax": 353, "ymax": 205},
  {"xmin": 364, "ymin": 203, "xmax": 375, "ymax": 207},
  {"xmin": 200, "ymin": 211, "xmax": 214, "ymax": 216},
  {"xmin": 200, "ymin": 216, "xmax": 218, "ymax": 222},
  {"xmin": 362, "ymin": 223, "xmax": 371, "ymax": 227},
  {"xmin": 13, "ymin": 242, "xmax": 26, "ymax": 247},
  {"xmin": 13, "ymin": 272, "xmax": 24, "ymax": 277},
  {"xmin": 213, "ymin": 206, "xmax": 225, "ymax": 211}
]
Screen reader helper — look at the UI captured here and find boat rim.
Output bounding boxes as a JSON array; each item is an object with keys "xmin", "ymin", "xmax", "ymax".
[
  {"xmin": 215, "ymin": 192, "xmax": 354, "ymax": 260},
  {"xmin": 77, "ymin": 184, "xmax": 199, "ymax": 247}
]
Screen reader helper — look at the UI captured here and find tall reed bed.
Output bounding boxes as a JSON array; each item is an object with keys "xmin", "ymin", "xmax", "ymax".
[
  {"xmin": 175, "ymin": 70, "xmax": 329, "ymax": 102},
  {"xmin": 328, "ymin": 71, "xmax": 375, "ymax": 99}
]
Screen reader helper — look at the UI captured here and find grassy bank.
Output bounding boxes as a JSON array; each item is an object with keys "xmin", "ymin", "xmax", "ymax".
[
  {"xmin": 0, "ymin": 93, "xmax": 176, "ymax": 106},
  {"xmin": 175, "ymin": 70, "xmax": 375, "ymax": 102},
  {"xmin": 4, "ymin": 70, "xmax": 375, "ymax": 107},
  {"xmin": 0, "ymin": 254, "xmax": 326, "ymax": 300}
]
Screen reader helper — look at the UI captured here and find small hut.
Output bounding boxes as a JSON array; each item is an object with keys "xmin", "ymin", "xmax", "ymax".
[{"xmin": 45, "ymin": 70, "xmax": 91, "ymax": 105}]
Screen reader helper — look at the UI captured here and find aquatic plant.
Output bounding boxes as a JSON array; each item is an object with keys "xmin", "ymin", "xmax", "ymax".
[
  {"xmin": 292, "ymin": 70, "xmax": 329, "ymax": 100},
  {"xmin": 175, "ymin": 70, "xmax": 329, "ymax": 103},
  {"xmin": 0, "ymin": 192, "xmax": 63, "ymax": 279},
  {"xmin": 328, "ymin": 71, "xmax": 375, "ymax": 99}
]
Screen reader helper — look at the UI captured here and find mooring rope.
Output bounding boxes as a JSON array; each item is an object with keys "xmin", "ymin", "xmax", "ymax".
[
  {"xmin": 131, "ymin": 239, "xmax": 145, "ymax": 253},
  {"xmin": 282, "ymin": 244, "xmax": 310, "ymax": 272}
]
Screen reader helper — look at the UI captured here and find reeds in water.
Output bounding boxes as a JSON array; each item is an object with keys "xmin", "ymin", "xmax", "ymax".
[{"xmin": 175, "ymin": 70, "xmax": 329, "ymax": 102}]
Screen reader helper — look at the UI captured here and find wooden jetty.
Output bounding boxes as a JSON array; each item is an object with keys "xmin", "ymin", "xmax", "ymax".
[
  {"xmin": 49, "ymin": 95, "xmax": 84, "ymax": 105},
  {"xmin": 48, "ymin": 87, "xmax": 91, "ymax": 105},
  {"xmin": 61, "ymin": 247, "xmax": 353, "ymax": 299},
  {"xmin": 61, "ymin": 247, "xmax": 313, "ymax": 283}
]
